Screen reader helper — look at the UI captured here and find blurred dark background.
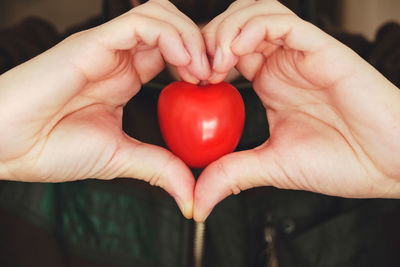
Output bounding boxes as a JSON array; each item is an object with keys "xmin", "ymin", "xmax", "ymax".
[{"xmin": 1, "ymin": 0, "xmax": 400, "ymax": 40}]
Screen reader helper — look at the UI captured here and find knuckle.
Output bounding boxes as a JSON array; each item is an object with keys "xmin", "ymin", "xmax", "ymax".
[
  {"xmin": 156, "ymin": 152, "xmax": 180, "ymax": 188},
  {"xmin": 215, "ymin": 159, "xmax": 241, "ymax": 195},
  {"xmin": 148, "ymin": 173, "xmax": 161, "ymax": 186},
  {"xmin": 220, "ymin": 12, "xmax": 244, "ymax": 34},
  {"xmin": 133, "ymin": 1, "xmax": 161, "ymax": 15},
  {"xmin": 63, "ymin": 30, "xmax": 88, "ymax": 43},
  {"xmin": 143, "ymin": 0, "xmax": 160, "ymax": 9},
  {"xmin": 228, "ymin": 0, "xmax": 247, "ymax": 10},
  {"xmin": 228, "ymin": 1, "xmax": 241, "ymax": 9},
  {"xmin": 201, "ymin": 26, "xmax": 214, "ymax": 40},
  {"xmin": 155, "ymin": 0, "xmax": 175, "ymax": 9}
]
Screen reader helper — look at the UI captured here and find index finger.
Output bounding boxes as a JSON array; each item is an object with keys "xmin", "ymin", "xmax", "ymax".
[{"xmin": 133, "ymin": 0, "xmax": 211, "ymax": 82}]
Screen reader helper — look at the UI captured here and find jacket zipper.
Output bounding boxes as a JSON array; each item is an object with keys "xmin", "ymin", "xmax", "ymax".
[
  {"xmin": 264, "ymin": 226, "xmax": 279, "ymax": 267},
  {"xmin": 193, "ymin": 221, "xmax": 206, "ymax": 267}
]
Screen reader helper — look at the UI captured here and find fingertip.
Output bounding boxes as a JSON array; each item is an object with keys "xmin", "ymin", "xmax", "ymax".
[
  {"xmin": 184, "ymin": 51, "xmax": 211, "ymax": 82},
  {"xmin": 193, "ymin": 160, "xmax": 234, "ymax": 223},
  {"xmin": 231, "ymin": 35, "xmax": 246, "ymax": 55},
  {"xmin": 208, "ymin": 71, "xmax": 227, "ymax": 84},
  {"xmin": 200, "ymin": 52, "xmax": 212, "ymax": 80},
  {"xmin": 212, "ymin": 46, "xmax": 238, "ymax": 73},
  {"xmin": 193, "ymin": 174, "xmax": 211, "ymax": 222},
  {"xmin": 183, "ymin": 200, "xmax": 194, "ymax": 220},
  {"xmin": 194, "ymin": 149, "xmax": 271, "ymax": 222},
  {"xmin": 117, "ymin": 140, "xmax": 196, "ymax": 220},
  {"xmin": 193, "ymin": 192, "xmax": 211, "ymax": 222},
  {"xmin": 159, "ymin": 32, "xmax": 191, "ymax": 67},
  {"xmin": 163, "ymin": 158, "xmax": 195, "ymax": 219},
  {"xmin": 193, "ymin": 210, "xmax": 208, "ymax": 223},
  {"xmin": 174, "ymin": 196, "xmax": 194, "ymax": 219},
  {"xmin": 212, "ymin": 46, "xmax": 223, "ymax": 71},
  {"xmin": 177, "ymin": 67, "xmax": 200, "ymax": 84}
]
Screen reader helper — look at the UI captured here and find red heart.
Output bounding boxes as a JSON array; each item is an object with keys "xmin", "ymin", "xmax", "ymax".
[{"xmin": 158, "ymin": 81, "xmax": 245, "ymax": 168}]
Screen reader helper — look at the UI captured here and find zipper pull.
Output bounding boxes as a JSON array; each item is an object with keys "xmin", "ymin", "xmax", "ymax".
[
  {"xmin": 262, "ymin": 212, "xmax": 279, "ymax": 267},
  {"xmin": 264, "ymin": 226, "xmax": 279, "ymax": 267},
  {"xmin": 194, "ymin": 221, "xmax": 206, "ymax": 267}
]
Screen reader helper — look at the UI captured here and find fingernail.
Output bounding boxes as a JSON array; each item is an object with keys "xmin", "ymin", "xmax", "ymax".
[
  {"xmin": 208, "ymin": 71, "xmax": 225, "ymax": 84},
  {"xmin": 199, "ymin": 52, "xmax": 211, "ymax": 80},
  {"xmin": 183, "ymin": 49, "xmax": 191, "ymax": 63},
  {"xmin": 185, "ymin": 72, "xmax": 200, "ymax": 84},
  {"xmin": 175, "ymin": 197, "xmax": 185, "ymax": 215},
  {"xmin": 231, "ymin": 35, "xmax": 241, "ymax": 49},
  {"xmin": 178, "ymin": 67, "xmax": 200, "ymax": 84},
  {"xmin": 175, "ymin": 198, "xmax": 193, "ymax": 219},
  {"xmin": 213, "ymin": 47, "xmax": 223, "ymax": 70},
  {"xmin": 194, "ymin": 211, "xmax": 209, "ymax": 223},
  {"xmin": 201, "ymin": 52, "xmax": 210, "ymax": 70}
]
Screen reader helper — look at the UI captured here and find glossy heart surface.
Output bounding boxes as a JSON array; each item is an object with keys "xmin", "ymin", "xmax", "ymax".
[{"xmin": 158, "ymin": 81, "xmax": 245, "ymax": 168}]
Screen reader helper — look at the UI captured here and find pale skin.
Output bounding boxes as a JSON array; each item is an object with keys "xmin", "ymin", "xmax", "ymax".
[
  {"xmin": 0, "ymin": 0, "xmax": 208, "ymax": 219},
  {"xmin": 0, "ymin": 0, "xmax": 399, "ymax": 222}
]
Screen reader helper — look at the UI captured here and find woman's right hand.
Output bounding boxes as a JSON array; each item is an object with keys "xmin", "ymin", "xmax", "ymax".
[
  {"xmin": 0, "ymin": 0, "xmax": 210, "ymax": 219},
  {"xmin": 194, "ymin": 0, "xmax": 400, "ymax": 222}
]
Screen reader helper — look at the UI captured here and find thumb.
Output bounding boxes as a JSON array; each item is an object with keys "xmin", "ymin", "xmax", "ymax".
[
  {"xmin": 194, "ymin": 146, "xmax": 278, "ymax": 222},
  {"xmin": 115, "ymin": 136, "xmax": 195, "ymax": 219}
]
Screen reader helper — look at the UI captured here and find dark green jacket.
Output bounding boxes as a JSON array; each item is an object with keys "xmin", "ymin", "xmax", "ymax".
[{"xmin": 1, "ymin": 3, "xmax": 400, "ymax": 267}]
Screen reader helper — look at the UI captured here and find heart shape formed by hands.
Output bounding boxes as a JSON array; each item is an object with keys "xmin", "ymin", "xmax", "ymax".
[{"xmin": 158, "ymin": 81, "xmax": 245, "ymax": 168}]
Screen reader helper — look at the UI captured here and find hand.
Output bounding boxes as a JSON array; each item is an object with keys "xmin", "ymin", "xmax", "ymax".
[
  {"xmin": 194, "ymin": 0, "xmax": 400, "ymax": 222},
  {"xmin": 0, "ymin": 0, "xmax": 211, "ymax": 219}
]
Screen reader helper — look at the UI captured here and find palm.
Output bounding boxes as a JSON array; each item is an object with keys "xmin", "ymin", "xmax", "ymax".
[
  {"xmin": 247, "ymin": 46, "xmax": 398, "ymax": 197},
  {"xmin": 33, "ymin": 102, "xmax": 127, "ymax": 182},
  {"xmin": 194, "ymin": 1, "xmax": 400, "ymax": 222},
  {"xmin": 5, "ymin": 47, "xmax": 155, "ymax": 182}
]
